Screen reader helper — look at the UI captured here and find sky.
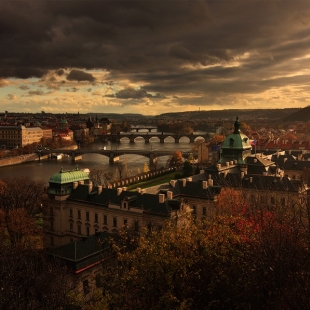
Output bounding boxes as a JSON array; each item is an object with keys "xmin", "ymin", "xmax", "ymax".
[{"xmin": 1, "ymin": 0, "xmax": 310, "ymax": 116}]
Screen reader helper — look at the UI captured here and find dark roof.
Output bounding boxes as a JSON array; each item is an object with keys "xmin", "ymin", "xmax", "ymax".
[
  {"xmin": 47, "ymin": 232, "xmax": 116, "ymax": 273},
  {"xmin": 170, "ymin": 179, "xmax": 221, "ymax": 200},
  {"xmin": 209, "ymin": 173, "xmax": 304, "ymax": 192},
  {"xmin": 67, "ymin": 185, "xmax": 180, "ymax": 216}
]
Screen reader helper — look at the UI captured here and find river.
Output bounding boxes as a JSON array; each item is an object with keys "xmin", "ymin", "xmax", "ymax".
[{"xmin": 0, "ymin": 132, "xmax": 207, "ymax": 185}]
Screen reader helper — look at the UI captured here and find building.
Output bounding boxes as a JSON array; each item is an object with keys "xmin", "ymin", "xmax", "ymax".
[
  {"xmin": 44, "ymin": 167, "xmax": 185, "ymax": 248},
  {"xmin": 0, "ymin": 125, "xmax": 44, "ymax": 148}
]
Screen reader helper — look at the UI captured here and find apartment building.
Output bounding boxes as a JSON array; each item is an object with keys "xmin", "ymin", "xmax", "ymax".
[{"xmin": 0, "ymin": 125, "xmax": 44, "ymax": 148}]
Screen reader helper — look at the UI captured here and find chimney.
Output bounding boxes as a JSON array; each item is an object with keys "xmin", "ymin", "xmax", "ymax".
[
  {"xmin": 250, "ymin": 177, "xmax": 253, "ymax": 183},
  {"xmin": 136, "ymin": 187, "xmax": 141, "ymax": 193},
  {"xmin": 117, "ymin": 188, "xmax": 122, "ymax": 195},
  {"xmin": 241, "ymin": 172, "xmax": 244, "ymax": 178},
  {"xmin": 170, "ymin": 180, "xmax": 176, "ymax": 187},
  {"xmin": 254, "ymin": 159, "xmax": 257, "ymax": 163},
  {"xmin": 208, "ymin": 178, "xmax": 213, "ymax": 186},
  {"xmin": 167, "ymin": 191, "xmax": 173, "ymax": 199},
  {"xmin": 217, "ymin": 164, "xmax": 221, "ymax": 169},
  {"xmin": 182, "ymin": 178, "xmax": 186, "ymax": 187},
  {"xmin": 187, "ymin": 177, "xmax": 192, "ymax": 182},
  {"xmin": 123, "ymin": 187, "xmax": 127, "ymax": 191},
  {"xmin": 230, "ymin": 161, "xmax": 234, "ymax": 165},
  {"xmin": 208, "ymin": 174, "xmax": 212, "ymax": 179},
  {"xmin": 200, "ymin": 170, "xmax": 205, "ymax": 174},
  {"xmin": 226, "ymin": 161, "xmax": 229, "ymax": 166},
  {"xmin": 79, "ymin": 180, "xmax": 84, "ymax": 185},
  {"xmin": 73, "ymin": 181, "xmax": 78, "ymax": 189},
  {"xmin": 202, "ymin": 180, "xmax": 208, "ymax": 189},
  {"xmin": 88, "ymin": 181, "xmax": 93, "ymax": 193},
  {"xmin": 234, "ymin": 160, "xmax": 237, "ymax": 164},
  {"xmin": 159, "ymin": 194, "xmax": 165, "ymax": 203},
  {"xmin": 97, "ymin": 185, "xmax": 102, "ymax": 195}
]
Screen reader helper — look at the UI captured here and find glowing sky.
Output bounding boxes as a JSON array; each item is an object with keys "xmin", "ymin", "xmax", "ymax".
[{"xmin": 1, "ymin": 1, "xmax": 310, "ymax": 115}]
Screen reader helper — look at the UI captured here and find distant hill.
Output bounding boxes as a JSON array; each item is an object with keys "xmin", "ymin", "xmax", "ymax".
[
  {"xmin": 282, "ymin": 106, "xmax": 310, "ymax": 122},
  {"xmin": 156, "ymin": 108, "xmax": 300, "ymax": 121}
]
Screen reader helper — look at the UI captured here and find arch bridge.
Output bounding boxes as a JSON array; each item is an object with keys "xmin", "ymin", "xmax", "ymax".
[
  {"xmin": 36, "ymin": 149, "xmax": 184, "ymax": 167},
  {"xmin": 101, "ymin": 133, "xmax": 209, "ymax": 143}
]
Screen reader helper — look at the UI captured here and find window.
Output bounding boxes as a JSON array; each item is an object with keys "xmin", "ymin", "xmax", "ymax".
[
  {"xmin": 69, "ymin": 208, "xmax": 73, "ymax": 217},
  {"xmin": 203, "ymin": 207, "xmax": 206, "ymax": 216},
  {"xmin": 86, "ymin": 211, "xmax": 89, "ymax": 221},
  {"xmin": 123, "ymin": 219, "xmax": 128, "ymax": 226},
  {"xmin": 95, "ymin": 228, "xmax": 98, "ymax": 234},
  {"xmin": 104, "ymin": 215, "xmax": 107, "ymax": 225},
  {"xmin": 83, "ymin": 280, "xmax": 89, "ymax": 295},
  {"xmin": 271, "ymin": 197, "xmax": 275, "ymax": 205},
  {"xmin": 78, "ymin": 224, "xmax": 81, "ymax": 234},
  {"xmin": 281, "ymin": 197, "xmax": 286, "ymax": 206},
  {"xmin": 135, "ymin": 220, "xmax": 139, "ymax": 231},
  {"xmin": 95, "ymin": 213, "xmax": 98, "ymax": 223},
  {"xmin": 192, "ymin": 205, "xmax": 197, "ymax": 214},
  {"xmin": 77, "ymin": 210, "xmax": 81, "ymax": 219},
  {"xmin": 86, "ymin": 226, "xmax": 90, "ymax": 236},
  {"xmin": 70, "ymin": 223, "xmax": 73, "ymax": 232},
  {"xmin": 113, "ymin": 217, "xmax": 117, "ymax": 227}
]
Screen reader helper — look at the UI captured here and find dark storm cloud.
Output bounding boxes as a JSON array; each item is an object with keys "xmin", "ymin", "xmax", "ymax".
[
  {"xmin": 1, "ymin": 0, "xmax": 310, "ymax": 100},
  {"xmin": 19, "ymin": 85, "xmax": 30, "ymax": 91},
  {"xmin": 111, "ymin": 87, "xmax": 165, "ymax": 99},
  {"xmin": 67, "ymin": 70, "xmax": 95, "ymax": 82}
]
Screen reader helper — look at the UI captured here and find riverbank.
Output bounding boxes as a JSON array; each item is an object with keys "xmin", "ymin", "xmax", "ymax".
[{"xmin": 0, "ymin": 153, "xmax": 49, "ymax": 167}]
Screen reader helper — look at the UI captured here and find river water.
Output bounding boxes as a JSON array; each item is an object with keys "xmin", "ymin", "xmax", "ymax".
[{"xmin": 0, "ymin": 132, "xmax": 207, "ymax": 185}]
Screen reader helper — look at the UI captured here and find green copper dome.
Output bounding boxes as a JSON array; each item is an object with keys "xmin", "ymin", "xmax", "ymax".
[
  {"xmin": 49, "ymin": 167, "xmax": 89, "ymax": 184},
  {"xmin": 221, "ymin": 117, "xmax": 251, "ymax": 150},
  {"xmin": 219, "ymin": 117, "xmax": 252, "ymax": 165}
]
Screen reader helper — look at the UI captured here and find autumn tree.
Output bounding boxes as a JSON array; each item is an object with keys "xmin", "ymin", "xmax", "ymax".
[
  {"xmin": 167, "ymin": 151, "xmax": 183, "ymax": 169},
  {"xmin": 0, "ymin": 176, "xmax": 45, "ymax": 247},
  {"xmin": 89, "ymin": 169, "xmax": 114, "ymax": 187},
  {"xmin": 0, "ymin": 244, "xmax": 76, "ymax": 310},
  {"xmin": 97, "ymin": 188, "xmax": 310, "ymax": 309},
  {"xmin": 143, "ymin": 162, "xmax": 150, "ymax": 173}
]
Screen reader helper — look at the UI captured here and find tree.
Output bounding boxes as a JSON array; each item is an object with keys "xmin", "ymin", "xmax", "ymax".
[
  {"xmin": 182, "ymin": 160, "xmax": 193, "ymax": 177},
  {"xmin": 0, "ymin": 244, "xmax": 76, "ymax": 310},
  {"xmin": 209, "ymin": 134, "xmax": 225, "ymax": 146},
  {"xmin": 143, "ymin": 162, "xmax": 150, "ymax": 173},
  {"xmin": 97, "ymin": 188, "xmax": 310, "ymax": 309},
  {"xmin": 167, "ymin": 151, "xmax": 183, "ymax": 169},
  {"xmin": 116, "ymin": 161, "xmax": 126, "ymax": 180},
  {"xmin": 89, "ymin": 169, "xmax": 114, "ymax": 187},
  {"xmin": 0, "ymin": 176, "xmax": 45, "ymax": 247}
]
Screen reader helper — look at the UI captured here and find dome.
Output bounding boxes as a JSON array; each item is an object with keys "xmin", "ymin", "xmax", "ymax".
[
  {"xmin": 49, "ymin": 168, "xmax": 89, "ymax": 184},
  {"xmin": 221, "ymin": 117, "xmax": 251, "ymax": 150},
  {"xmin": 60, "ymin": 119, "xmax": 68, "ymax": 124},
  {"xmin": 219, "ymin": 117, "xmax": 252, "ymax": 165},
  {"xmin": 221, "ymin": 132, "xmax": 252, "ymax": 150}
]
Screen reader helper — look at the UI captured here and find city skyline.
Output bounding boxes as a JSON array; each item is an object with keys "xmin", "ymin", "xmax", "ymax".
[{"xmin": 1, "ymin": 1, "xmax": 310, "ymax": 115}]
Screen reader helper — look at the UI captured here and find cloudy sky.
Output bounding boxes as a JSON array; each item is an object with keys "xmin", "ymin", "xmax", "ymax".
[{"xmin": 1, "ymin": 0, "xmax": 310, "ymax": 115}]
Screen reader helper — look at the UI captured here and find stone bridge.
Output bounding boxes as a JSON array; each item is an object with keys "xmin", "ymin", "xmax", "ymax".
[
  {"xmin": 101, "ymin": 133, "xmax": 209, "ymax": 143},
  {"xmin": 36, "ymin": 148, "xmax": 187, "ymax": 166}
]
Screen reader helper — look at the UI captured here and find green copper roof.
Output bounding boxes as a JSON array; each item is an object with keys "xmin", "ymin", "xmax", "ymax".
[
  {"xmin": 49, "ymin": 167, "xmax": 89, "ymax": 184},
  {"xmin": 221, "ymin": 132, "xmax": 251, "ymax": 149},
  {"xmin": 221, "ymin": 117, "xmax": 251, "ymax": 150}
]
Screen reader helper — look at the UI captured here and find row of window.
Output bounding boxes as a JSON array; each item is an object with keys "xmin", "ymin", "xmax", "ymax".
[{"xmin": 67, "ymin": 218, "xmax": 138, "ymax": 235}]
